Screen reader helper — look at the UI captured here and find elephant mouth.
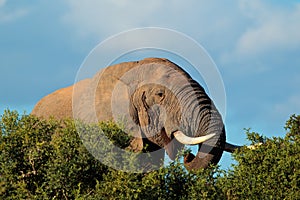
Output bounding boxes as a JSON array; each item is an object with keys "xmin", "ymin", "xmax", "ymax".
[{"xmin": 162, "ymin": 128, "xmax": 183, "ymax": 160}]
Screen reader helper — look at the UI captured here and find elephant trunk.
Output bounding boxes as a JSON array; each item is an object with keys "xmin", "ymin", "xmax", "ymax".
[
  {"xmin": 183, "ymin": 126, "xmax": 225, "ymax": 170},
  {"xmin": 181, "ymin": 98, "xmax": 226, "ymax": 171}
]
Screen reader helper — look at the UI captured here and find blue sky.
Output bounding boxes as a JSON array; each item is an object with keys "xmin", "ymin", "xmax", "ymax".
[{"xmin": 1, "ymin": 0, "xmax": 300, "ymax": 169}]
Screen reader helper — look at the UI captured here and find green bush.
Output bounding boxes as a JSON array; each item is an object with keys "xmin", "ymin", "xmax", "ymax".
[
  {"xmin": 219, "ymin": 115, "xmax": 300, "ymax": 199},
  {"xmin": 0, "ymin": 110, "xmax": 299, "ymax": 199}
]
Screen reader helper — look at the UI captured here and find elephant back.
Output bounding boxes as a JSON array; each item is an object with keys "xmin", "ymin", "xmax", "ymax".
[{"xmin": 33, "ymin": 57, "xmax": 194, "ymax": 125}]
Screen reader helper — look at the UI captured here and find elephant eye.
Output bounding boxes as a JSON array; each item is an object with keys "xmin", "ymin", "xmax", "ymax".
[{"xmin": 155, "ymin": 91, "xmax": 164, "ymax": 98}]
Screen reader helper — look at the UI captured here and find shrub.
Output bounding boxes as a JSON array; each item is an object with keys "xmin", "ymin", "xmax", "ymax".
[
  {"xmin": 0, "ymin": 110, "xmax": 299, "ymax": 199},
  {"xmin": 220, "ymin": 115, "xmax": 300, "ymax": 199},
  {"xmin": 0, "ymin": 110, "xmax": 120, "ymax": 199}
]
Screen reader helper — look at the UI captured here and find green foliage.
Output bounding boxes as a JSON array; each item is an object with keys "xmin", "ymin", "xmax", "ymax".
[
  {"xmin": 1, "ymin": 110, "xmax": 299, "ymax": 199},
  {"xmin": 220, "ymin": 116, "xmax": 300, "ymax": 199}
]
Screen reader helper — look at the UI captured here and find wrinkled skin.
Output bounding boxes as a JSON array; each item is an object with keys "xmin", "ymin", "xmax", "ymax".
[{"xmin": 32, "ymin": 58, "xmax": 226, "ymax": 171}]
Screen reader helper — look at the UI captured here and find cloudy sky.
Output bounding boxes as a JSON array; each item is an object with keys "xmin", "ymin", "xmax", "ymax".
[{"xmin": 1, "ymin": 0, "xmax": 300, "ymax": 168}]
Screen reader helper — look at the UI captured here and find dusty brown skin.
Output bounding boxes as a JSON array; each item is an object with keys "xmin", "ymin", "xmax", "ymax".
[
  {"xmin": 32, "ymin": 58, "xmax": 226, "ymax": 171},
  {"xmin": 32, "ymin": 79, "xmax": 91, "ymax": 120}
]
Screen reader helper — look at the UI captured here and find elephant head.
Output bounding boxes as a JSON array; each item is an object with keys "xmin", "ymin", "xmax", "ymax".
[{"xmin": 120, "ymin": 60, "xmax": 226, "ymax": 171}]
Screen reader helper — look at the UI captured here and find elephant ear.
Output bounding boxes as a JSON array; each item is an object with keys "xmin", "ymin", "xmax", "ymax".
[
  {"xmin": 127, "ymin": 94, "xmax": 144, "ymax": 152},
  {"xmin": 129, "ymin": 95, "xmax": 139, "ymax": 125}
]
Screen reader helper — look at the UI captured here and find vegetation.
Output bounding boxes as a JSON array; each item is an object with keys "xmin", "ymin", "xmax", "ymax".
[{"xmin": 0, "ymin": 110, "xmax": 299, "ymax": 199}]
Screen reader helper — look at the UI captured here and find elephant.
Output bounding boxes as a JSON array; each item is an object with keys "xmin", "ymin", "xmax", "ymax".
[{"xmin": 32, "ymin": 57, "xmax": 246, "ymax": 171}]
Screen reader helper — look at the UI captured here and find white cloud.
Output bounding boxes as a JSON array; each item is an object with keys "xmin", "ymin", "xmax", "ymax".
[
  {"xmin": 63, "ymin": 0, "xmax": 164, "ymax": 38},
  {"xmin": 217, "ymin": 1, "xmax": 300, "ymax": 79},
  {"xmin": 63, "ymin": 1, "xmax": 300, "ymax": 56},
  {"xmin": 63, "ymin": 0, "xmax": 300, "ymax": 78},
  {"xmin": 235, "ymin": 0, "xmax": 300, "ymax": 56},
  {"xmin": 62, "ymin": 0, "xmax": 242, "ymax": 44}
]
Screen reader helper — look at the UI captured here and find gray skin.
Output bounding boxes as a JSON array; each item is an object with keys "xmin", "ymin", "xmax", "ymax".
[{"xmin": 32, "ymin": 58, "xmax": 227, "ymax": 171}]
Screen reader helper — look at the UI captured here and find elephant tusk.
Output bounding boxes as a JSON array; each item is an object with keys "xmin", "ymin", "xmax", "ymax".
[{"xmin": 173, "ymin": 131, "xmax": 216, "ymax": 145}]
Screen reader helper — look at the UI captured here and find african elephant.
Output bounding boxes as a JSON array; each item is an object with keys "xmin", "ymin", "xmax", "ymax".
[{"xmin": 32, "ymin": 57, "xmax": 243, "ymax": 171}]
